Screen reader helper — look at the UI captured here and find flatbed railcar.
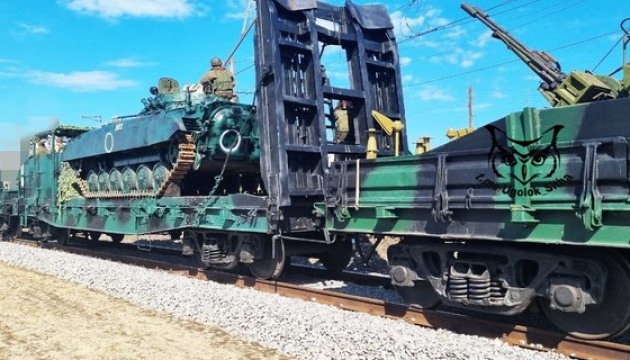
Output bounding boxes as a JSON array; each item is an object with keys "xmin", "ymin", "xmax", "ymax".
[{"xmin": 0, "ymin": 0, "xmax": 407, "ymax": 279}]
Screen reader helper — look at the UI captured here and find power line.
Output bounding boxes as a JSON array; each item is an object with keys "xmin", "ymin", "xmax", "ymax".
[
  {"xmin": 408, "ymin": 59, "xmax": 518, "ymax": 86},
  {"xmin": 407, "ymin": 30, "xmax": 619, "ymax": 87},
  {"xmin": 398, "ymin": 0, "xmax": 521, "ymax": 43},
  {"xmin": 235, "ymin": 63, "xmax": 255, "ymax": 76},
  {"xmin": 592, "ymin": 35, "xmax": 623, "ymax": 72},
  {"xmin": 400, "ymin": 0, "xmax": 580, "ymax": 63}
]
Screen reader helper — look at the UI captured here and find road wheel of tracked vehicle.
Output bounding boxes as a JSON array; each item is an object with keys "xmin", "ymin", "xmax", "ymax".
[
  {"xmin": 395, "ymin": 281, "xmax": 441, "ymax": 309},
  {"xmin": 248, "ymin": 237, "xmax": 286, "ymax": 280},
  {"xmin": 87, "ymin": 171, "xmax": 99, "ymax": 192},
  {"xmin": 539, "ymin": 252, "xmax": 630, "ymax": 340},
  {"xmin": 121, "ymin": 167, "xmax": 137, "ymax": 193},
  {"xmin": 152, "ymin": 163, "xmax": 170, "ymax": 190},
  {"xmin": 109, "ymin": 168, "xmax": 123, "ymax": 191},
  {"xmin": 136, "ymin": 165, "xmax": 154, "ymax": 191},
  {"xmin": 166, "ymin": 139, "xmax": 180, "ymax": 167},
  {"xmin": 98, "ymin": 171, "xmax": 110, "ymax": 191},
  {"xmin": 319, "ymin": 240, "xmax": 354, "ymax": 273},
  {"xmin": 109, "ymin": 233, "xmax": 124, "ymax": 244}
]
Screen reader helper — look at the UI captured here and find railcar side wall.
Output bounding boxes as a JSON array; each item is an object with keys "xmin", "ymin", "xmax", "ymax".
[{"xmin": 320, "ymin": 97, "xmax": 630, "ymax": 248}]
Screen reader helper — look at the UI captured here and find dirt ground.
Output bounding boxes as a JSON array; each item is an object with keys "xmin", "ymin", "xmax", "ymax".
[{"xmin": 0, "ymin": 262, "xmax": 291, "ymax": 360}]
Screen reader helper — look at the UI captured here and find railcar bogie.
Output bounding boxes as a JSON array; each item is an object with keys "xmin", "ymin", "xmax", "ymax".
[{"xmin": 388, "ymin": 240, "xmax": 630, "ymax": 339}]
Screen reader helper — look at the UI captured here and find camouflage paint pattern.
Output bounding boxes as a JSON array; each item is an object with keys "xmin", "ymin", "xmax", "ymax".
[
  {"xmin": 319, "ymin": 97, "xmax": 630, "ymax": 248},
  {"xmin": 0, "ymin": 125, "xmax": 269, "ymax": 237}
]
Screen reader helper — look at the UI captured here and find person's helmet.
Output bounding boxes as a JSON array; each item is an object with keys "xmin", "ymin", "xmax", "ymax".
[{"xmin": 211, "ymin": 57, "xmax": 222, "ymax": 67}]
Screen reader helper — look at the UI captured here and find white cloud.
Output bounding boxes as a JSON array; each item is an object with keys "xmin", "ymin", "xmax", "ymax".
[
  {"xmin": 460, "ymin": 51, "xmax": 483, "ymax": 68},
  {"xmin": 445, "ymin": 26, "xmax": 466, "ymax": 40},
  {"xmin": 400, "ymin": 57, "xmax": 412, "ymax": 66},
  {"xmin": 25, "ymin": 70, "xmax": 137, "ymax": 91},
  {"xmin": 431, "ymin": 48, "xmax": 483, "ymax": 68},
  {"xmin": 390, "ymin": 10, "xmax": 426, "ymax": 38},
  {"xmin": 416, "ymin": 85, "xmax": 454, "ymax": 101},
  {"xmin": 224, "ymin": 0, "xmax": 254, "ymax": 21},
  {"xmin": 472, "ymin": 30, "xmax": 493, "ymax": 47},
  {"xmin": 17, "ymin": 23, "xmax": 50, "ymax": 34},
  {"xmin": 61, "ymin": 0, "xmax": 205, "ymax": 19},
  {"xmin": 416, "ymin": 39, "xmax": 441, "ymax": 49},
  {"xmin": 103, "ymin": 57, "xmax": 155, "ymax": 68},
  {"xmin": 491, "ymin": 90, "xmax": 507, "ymax": 99}
]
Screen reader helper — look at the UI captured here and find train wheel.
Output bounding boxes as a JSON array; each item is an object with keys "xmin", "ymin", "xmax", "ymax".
[
  {"xmin": 395, "ymin": 281, "xmax": 441, "ymax": 309},
  {"xmin": 0, "ymin": 218, "xmax": 10, "ymax": 241},
  {"xmin": 319, "ymin": 240, "xmax": 353, "ymax": 273},
  {"xmin": 54, "ymin": 228, "xmax": 70, "ymax": 246},
  {"xmin": 249, "ymin": 238, "xmax": 285, "ymax": 280},
  {"xmin": 89, "ymin": 232, "xmax": 101, "ymax": 241},
  {"xmin": 539, "ymin": 253, "xmax": 630, "ymax": 340},
  {"xmin": 110, "ymin": 234, "xmax": 124, "ymax": 244}
]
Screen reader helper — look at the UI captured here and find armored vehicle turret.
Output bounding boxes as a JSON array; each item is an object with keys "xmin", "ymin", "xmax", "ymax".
[{"xmin": 462, "ymin": 3, "xmax": 630, "ymax": 107}]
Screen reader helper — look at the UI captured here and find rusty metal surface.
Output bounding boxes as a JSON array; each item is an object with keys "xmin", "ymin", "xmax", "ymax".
[{"xmin": 7, "ymin": 238, "xmax": 630, "ymax": 360}]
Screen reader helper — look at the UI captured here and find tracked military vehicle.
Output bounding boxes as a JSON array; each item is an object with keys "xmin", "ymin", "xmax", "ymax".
[{"xmin": 62, "ymin": 78, "xmax": 261, "ymax": 198}]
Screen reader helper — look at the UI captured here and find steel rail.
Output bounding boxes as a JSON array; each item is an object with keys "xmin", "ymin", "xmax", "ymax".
[{"xmin": 6, "ymin": 238, "xmax": 630, "ymax": 360}]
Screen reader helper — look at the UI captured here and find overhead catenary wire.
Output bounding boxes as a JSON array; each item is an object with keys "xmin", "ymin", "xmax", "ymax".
[
  {"xmin": 408, "ymin": 30, "xmax": 619, "ymax": 87},
  {"xmin": 398, "ymin": 0, "xmax": 524, "ymax": 43},
  {"xmin": 592, "ymin": 35, "xmax": 624, "ymax": 72},
  {"xmin": 400, "ymin": 0, "xmax": 582, "ymax": 61}
]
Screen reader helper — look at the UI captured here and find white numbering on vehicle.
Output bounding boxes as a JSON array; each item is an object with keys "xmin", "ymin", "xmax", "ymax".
[{"xmin": 104, "ymin": 132, "xmax": 114, "ymax": 153}]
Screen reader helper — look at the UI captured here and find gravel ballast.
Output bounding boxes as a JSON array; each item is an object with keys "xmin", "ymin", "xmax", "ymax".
[{"xmin": 0, "ymin": 242, "xmax": 570, "ymax": 360}]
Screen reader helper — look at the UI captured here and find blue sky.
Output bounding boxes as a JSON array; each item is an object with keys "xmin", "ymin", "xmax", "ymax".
[{"xmin": 0, "ymin": 0, "xmax": 627, "ymax": 151}]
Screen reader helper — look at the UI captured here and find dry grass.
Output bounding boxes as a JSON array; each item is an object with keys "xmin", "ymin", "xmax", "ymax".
[{"xmin": 0, "ymin": 262, "xmax": 291, "ymax": 360}]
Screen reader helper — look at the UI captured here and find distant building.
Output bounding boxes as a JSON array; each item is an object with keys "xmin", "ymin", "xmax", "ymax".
[
  {"xmin": 20, "ymin": 135, "xmax": 31, "ymax": 165},
  {"xmin": 0, "ymin": 150, "xmax": 22, "ymax": 190}
]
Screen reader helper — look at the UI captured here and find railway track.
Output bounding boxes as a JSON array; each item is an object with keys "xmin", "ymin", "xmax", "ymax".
[{"xmin": 7, "ymin": 236, "xmax": 630, "ymax": 360}]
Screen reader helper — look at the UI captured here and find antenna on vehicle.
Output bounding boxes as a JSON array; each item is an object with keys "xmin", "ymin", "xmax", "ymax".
[{"xmin": 82, "ymin": 115, "xmax": 102, "ymax": 124}]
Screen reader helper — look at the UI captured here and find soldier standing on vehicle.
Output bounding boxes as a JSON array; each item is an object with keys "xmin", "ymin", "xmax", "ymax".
[
  {"xmin": 320, "ymin": 64, "xmax": 330, "ymax": 86},
  {"xmin": 199, "ymin": 57, "xmax": 238, "ymax": 103},
  {"xmin": 36, "ymin": 139, "xmax": 48, "ymax": 155}
]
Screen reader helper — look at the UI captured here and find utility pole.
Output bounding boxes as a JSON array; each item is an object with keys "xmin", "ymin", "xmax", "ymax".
[
  {"xmin": 468, "ymin": 85, "xmax": 474, "ymax": 130},
  {"xmin": 446, "ymin": 85, "xmax": 475, "ymax": 141},
  {"xmin": 229, "ymin": 0, "xmax": 254, "ymax": 75}
]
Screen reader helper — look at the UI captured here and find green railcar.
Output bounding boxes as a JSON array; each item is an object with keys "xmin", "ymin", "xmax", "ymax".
[
  {"xmin": 318, "ymin": 96, "xmax": 630, "ymax": 340},
  {"xmin": 0, "ymin": 0, "xmax": 406, "ymax": 280}
]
